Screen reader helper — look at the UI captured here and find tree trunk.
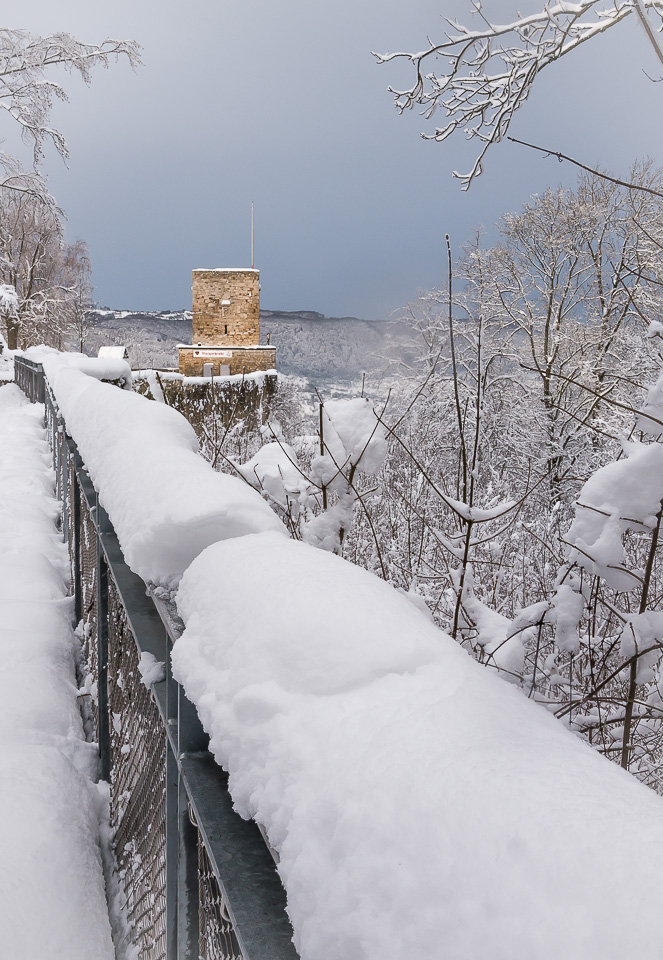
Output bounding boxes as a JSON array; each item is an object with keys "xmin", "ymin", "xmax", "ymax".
[{"xmin": 6, "ymin": 317, "xmax": 18, "ymax": 351}]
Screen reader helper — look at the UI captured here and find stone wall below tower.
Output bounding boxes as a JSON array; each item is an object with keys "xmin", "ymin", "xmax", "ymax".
[{"xmin": 178, "ymin": 345, "xmax": 276, "ymax": 377}]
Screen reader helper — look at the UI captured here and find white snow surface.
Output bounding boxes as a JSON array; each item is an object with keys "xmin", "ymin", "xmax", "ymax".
[
  {"xmin": 0, "ymin": 384, "xmax": 114, "ymax": 959},
  {"xmin": 237, "ymin": 440, "xmax": 311, "ymax": 511},
  {"xmin": 0, "ymin": 282, "xmax": 18, "ymax": 315},
  {"xmin": 138, "ymin": 651, "xmax": 166, "ymax": 688},
  {"xmin": 40, "ymin": 354, "xmax": 286, "ymax": 587},
  {"xmin": 320, "ymin": 397, "xmax": 387, "ymax": 474},
  {"xmin": 309, "ymin": 398, "xmax": 387, "ymax": 489},
  {"xmin": 172, "ymin": 530, "xmax": 663, "ymax": 960},
  {"xmin": 637, "ymin": 365, "xmax": 663, "ymax": 438},
  {"xmin": 31, "ymin": 345, "xmax": 133, "ymax": 388},
  {"xmin": 567, "ymin": 440, "xmax": 663, "ymax": 589}
]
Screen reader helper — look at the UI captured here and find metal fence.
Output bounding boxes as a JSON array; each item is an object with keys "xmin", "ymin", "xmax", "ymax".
[{"xmin": 15, "ymin": 356, "xmax": 297, "ymax": 960}]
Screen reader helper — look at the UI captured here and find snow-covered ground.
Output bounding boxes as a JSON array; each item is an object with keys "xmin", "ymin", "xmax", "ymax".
[{"xmin": 0, "ymin": 384, "xmax": 114, "ymax": 959}]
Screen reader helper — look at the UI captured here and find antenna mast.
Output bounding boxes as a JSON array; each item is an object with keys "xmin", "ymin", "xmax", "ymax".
[{"xmin": 251, "ymin": 201, "xmax": 254, "ymax": 269}]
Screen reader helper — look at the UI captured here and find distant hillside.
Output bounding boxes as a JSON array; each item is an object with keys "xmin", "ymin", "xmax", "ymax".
[
  {"xmin": 84, "ymin": 309, "xmax": 191, "ymax": 371},
  {"xmin": 83, "ymin": 308, "xmax": 418, "ymax": 386}
]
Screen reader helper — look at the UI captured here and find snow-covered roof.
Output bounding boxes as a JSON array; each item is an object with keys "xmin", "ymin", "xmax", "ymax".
[{"xmin": 98, "ymin": 345, "xmax": 129, "ymax": 360}]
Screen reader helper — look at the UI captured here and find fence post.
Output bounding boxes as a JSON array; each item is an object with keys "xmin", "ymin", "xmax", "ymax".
[
  {"xmin": 166, "ymin": 744, "xmax": 179, "ymax": 960},
  {"xmin": 177, "ymin": 682, "xmax": 208, "ymax": 959},
  {"xmin": 61, "ymin": 437, "xmax": 69, "ymax": 546},
  {"xmin": 177, "ymin": 777, "xmax": 200, "ymax": 960},
  {"xmin": 71, "ymin": 443, "xmax": 83, "ymax": 626},
  {"xmin": 60, "ymin": 423, "xmax": 68, "ymax": 509},
  {"xmin": 96, "ymin": 494, "xmax": 111, "ymax": 782}
]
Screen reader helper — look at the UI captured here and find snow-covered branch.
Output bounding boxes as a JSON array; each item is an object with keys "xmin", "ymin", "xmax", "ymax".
[
  {"xmin": 375, "ymin": 1, "xmax": 663, "ymax": 188},
  {"xmin": 0, "ymin": 30, "xmax": 141, "ymax": 167}
]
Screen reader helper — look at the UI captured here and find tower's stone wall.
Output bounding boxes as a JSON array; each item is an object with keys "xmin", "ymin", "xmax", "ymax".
[
  {"xmin": 181, "ymin": 267, "xmax": 276, "ymax": 377},
  {"xmin": 192, "ymin": 269, "xmax": 260, "ymax": 346}
]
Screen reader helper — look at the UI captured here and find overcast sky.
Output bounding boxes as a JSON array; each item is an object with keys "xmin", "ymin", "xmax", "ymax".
[{"xmin": 2, "ymin": 0, "xmax": 662, "ymax": 319}]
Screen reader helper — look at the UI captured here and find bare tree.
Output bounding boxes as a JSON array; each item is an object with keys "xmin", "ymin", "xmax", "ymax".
[
  {"xmin": 61, "ymin": 240, "xmax": 95, "ymax": 353},
  {"xmin": 375, "ymin": 1, "xmax": 663, "ymax": 188},
  {"xmin": 0, "ymin": 30, "xmax": 139, "ymax": 347},
  {"xmin": 474, "ymin": 168, "xmax": 663, "ymax": 498}
]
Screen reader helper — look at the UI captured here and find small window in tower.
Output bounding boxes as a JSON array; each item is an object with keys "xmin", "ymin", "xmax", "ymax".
[{"xmin": 224, "ymin": 324, "xmax": 228, "ymax": 334}]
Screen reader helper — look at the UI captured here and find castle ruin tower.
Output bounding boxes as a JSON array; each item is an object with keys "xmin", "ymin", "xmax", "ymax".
[{"xmin": 178, "ymin": 268, "xmax": 277, "ymax": 377}]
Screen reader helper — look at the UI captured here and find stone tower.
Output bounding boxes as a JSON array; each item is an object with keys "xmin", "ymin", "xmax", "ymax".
[{"xmin": 178, "ymin": 268, "xmax": 276, "ymax": 377}]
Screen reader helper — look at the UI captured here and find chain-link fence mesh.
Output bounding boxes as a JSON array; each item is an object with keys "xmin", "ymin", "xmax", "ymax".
[
  {"xmin": 108, "ymin": 577, "xmax": 168, "ymax": 960},
  {"xmin": 13, "ymin": 357, "xmax": 44, "ymax": 402}
]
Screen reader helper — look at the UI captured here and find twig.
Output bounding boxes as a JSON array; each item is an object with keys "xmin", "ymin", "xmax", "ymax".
[{"xmin": 507, "ymin": 136, "xmax": 663, "ymax": 199}]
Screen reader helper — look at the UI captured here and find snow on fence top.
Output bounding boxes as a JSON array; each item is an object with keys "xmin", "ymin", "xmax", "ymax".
[
  {"xmin": 172, "ymin": 531, "xmax": 663, "ymax": 960},
  {"xmin": 40, "ymin": 353, "xmax": 286, "ymax": 586}
]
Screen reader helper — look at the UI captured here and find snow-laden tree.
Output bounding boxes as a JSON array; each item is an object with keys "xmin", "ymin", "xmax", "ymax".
[
  {"xmin": 0, "ymin": 29, "xmax": 138, "ymax": 347},
  {"xmin": 0, "ymin": 29, "xmax": 139, "ymax": 203},
  {"xmin": 517, "ymin": 368, "xmax": 663, "ymax": 791},
  {"xmin": 59, "ymin": 240, "xmax": 95, "ymax": 353},
  {"xmin": 484, "ymin": 165, "xmax": 663, "ymax": 501},
  {"xmin": 375, "ymin": 0, "xmax": 663, "ymax": 187},
  {"xmin": 236, "ymin": 398, "xmax": 388, "ymax": 556},
  {"xmin": 0, "ymin": 191, "xmax": 92, "ymax": 349},
  {"xmin": 343, "ymin": 167, "xmax": 663, "ymax": 694}
]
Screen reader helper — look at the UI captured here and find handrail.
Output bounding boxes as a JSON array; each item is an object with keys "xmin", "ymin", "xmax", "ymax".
[{"xmin": 14, "ymin": 356, "xmax": 297, "ymax": 960}]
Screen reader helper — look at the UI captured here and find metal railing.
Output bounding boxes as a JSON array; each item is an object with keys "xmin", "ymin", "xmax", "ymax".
[
  {"xmin": 15, "ymin": 357, "xmax": 298, "ymax": 960},
  {"xmin": 14, "ymin": 354, "xmax": 45, "ymax": 402}
]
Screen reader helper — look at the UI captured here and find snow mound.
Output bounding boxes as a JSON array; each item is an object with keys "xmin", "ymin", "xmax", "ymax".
[
  {"xmin": 567, "ymin": 440, "xmax": 663, "ymax": 589},
  {"xmin": 172, "ymin": 531, "xmax": 663, "ymax": 960},
  {"xmin": 31, "ymin": 346, "xmax": 132, "ymax": 387},
  {"xmin": 41, "ymin": 355, "xmax": 286, "ymax": 587}
]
